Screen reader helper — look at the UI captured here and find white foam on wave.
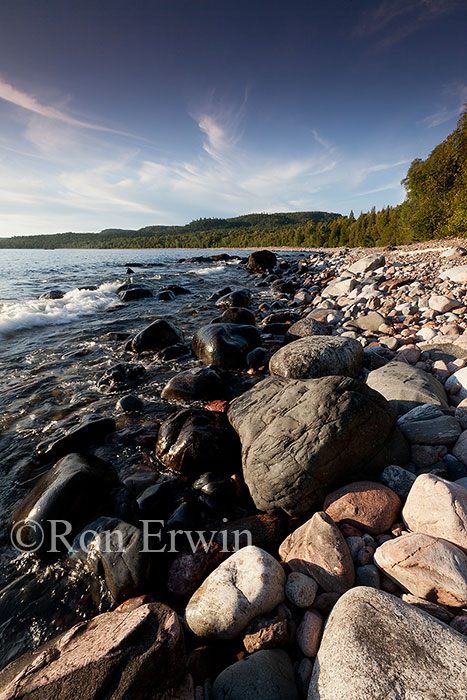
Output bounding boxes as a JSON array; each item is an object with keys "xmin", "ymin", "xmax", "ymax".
[
  {"xmin": 190, "ymin": 266, "xmax": 226, "ymax": 275},
  {"xmin": 0, "ymin": 281, "xmax": 121, "ymax": 337}
]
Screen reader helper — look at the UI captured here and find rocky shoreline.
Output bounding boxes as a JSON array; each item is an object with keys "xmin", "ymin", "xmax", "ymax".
[{"xmin": 2, "ymin": 242, "xmax": 467, "ymax": 698}]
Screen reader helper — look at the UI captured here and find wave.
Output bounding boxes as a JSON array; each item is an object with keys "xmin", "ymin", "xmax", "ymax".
[
  {"xmin": 0, "ymin": 282, "xmax": 121, "ymax": 337},
  {"xmin": 190, "ymin": 266, "xmax": 226, "ymax": 275}
]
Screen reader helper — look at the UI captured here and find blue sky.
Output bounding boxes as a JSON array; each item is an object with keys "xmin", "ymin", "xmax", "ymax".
[{"xmin": 0, "ymin": 0, "xmax": 466, "ymax": 236}]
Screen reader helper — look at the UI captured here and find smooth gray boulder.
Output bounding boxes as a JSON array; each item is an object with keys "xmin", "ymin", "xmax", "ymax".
[
  {"xmin": 285, "ymin": 317, "xmax": 330, "ymax": 342},
  {"xmin": 308, "ymin": 587, "xmax": 467, "ymax": 700},
  {"xmin": 213, "ymin": 649, "xmax": 298, "ymax": 700},
  {"xmin": 366, "ymin": 361, "xmax": 448, "ymax": 415},
  {"xmin": 269, "ymin": 336, "xmax": 364, "ymax": 379},
  {"xmin": 228, "ymin": 376, "xmax": 397, "ymax": 515},
  {"xmin": 347, "ymin": 253, "xmax": 385, "ymax": 274}
]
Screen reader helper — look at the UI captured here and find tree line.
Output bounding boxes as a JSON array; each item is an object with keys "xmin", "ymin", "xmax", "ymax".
[{"xmin": 1, "ymin": 108, "xmax": 466, "ymax": 249}]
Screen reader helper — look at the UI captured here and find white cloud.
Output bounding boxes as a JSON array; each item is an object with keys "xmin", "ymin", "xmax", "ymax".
[
  {"xmin": 421, "ymin": 82, "xmax": 467, "ymax": 128},
  {"xmin": 0, "ymin": 75, "xmax": 138, "ymax": 138}
]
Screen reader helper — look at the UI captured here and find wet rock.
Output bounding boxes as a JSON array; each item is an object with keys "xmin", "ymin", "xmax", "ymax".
[
  {"xmin": 192, "ymin": 323, "xmax": 260, "ymax": 368},
  {"xmin": 323, "ymin": 481, "xmax": 401, "ymax": 535},
  {"xmin": 246, "ymin": 346, "xmax": 268, "ymax": 369},
  {"xmin": 212, "ymin": 649, "xmax": 298, "ymax": 700},
  {"xmin": 156, "ymin": 408, "xmax": 240, "ymax": 478},
  {"xmin": 36, "ymin": 416, "xmax": 116, "ymax": 462},
  {"xmin": 117, "ymin": 284, "xmax": 153, "ymax": 301},
  {"xmin": 97, "ymin": 362, "xmax": 145, "ymax": 391},
  {"xmin": 374, "ymin": 533, "xmax": 467, "ymax": 606},
  {"xmin": 402, "ymin": 473, "xmax": 467, "ymax": 549},
  {"xmin": 285, "ymin": 572, "xmax": 318, "ymax": 608},
  {"xmin": 269, "ymin": 336, "xmax": 364, "ymax": 379},
  {"xmin": 296, "ymin": 610, "xmax": 323, "ymax": 658},
  {"xmin": 279, "ymin": 511, "xmax": 355, "ymax": 594},
  {"xmin": 308, "ymin": 586, "xmax": 467, "ymax": 700},
  {"xmin": 228, "ymin": 376, "xmax": 397, "ymax": 515},
  {"xmin": 366, "ymin": 361, "xmax": 448, "ymax": 415},
  {"xmin": 161, "ymin": 367, "xmax": 224, "ymax": 402},
  {"xmin": 185, "ymin": 546, "xmax": 285, "ymax": 639},
  {"xmin": 39, "ymin": 289, "xmax": 64, "ymax": 299},
  {"xmin": 216, "ymin": 288, "xmax": 251, "ymax": 308},
  {"xmin": 131, "ymin": 319, "xmax": 184, "ymax": 353},
  {"xmin": 116, "ymin": 394, "xmax": 143, "ymax": 412},
  {"xmin": 347, "ymin": 253, "xmax": 385, "ymax": 274},
  {"xmin": 247, "ymin": 250, "xmax": 277, "ymax": 273},
  {"xmin": 12, "ymin": 453, "xmax": 116, "ymax": 552},
  {"xmin": 211, "ymin": 307, "xmax": 256, "ymax": 325},
  {"xmin": 158, "ymin": 289, "xmax": 176, "ymax": 301},
  {"xmin": 69, "ymin": 517, "xmax": 149, "ymax": 603},
  {"xmin": 155, "ymin": 343, "xmax": 190, "ymax": 361},
  {"xmin": 0, "ymin": 602, "xmax": 186, "ymax": 699}
]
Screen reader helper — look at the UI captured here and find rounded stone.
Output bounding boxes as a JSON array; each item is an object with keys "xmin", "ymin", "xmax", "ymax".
[
  {"xmin": 323, "ymin": 481, "xmax": 401, "ymax": 535},
  {"xmin": 185, "ymin": 546, "xmax": 286, "ymax": 639},
  {"xmin": 269, "ymin": 335, "xmax": 364, "ymax": 379},
  {"xmin": 285, "ymin": 572, "xmax": 318, "ymax": 608},
  {"xmin": 296, "ymin": 610, "xmax": 323, "ymax": 658}
]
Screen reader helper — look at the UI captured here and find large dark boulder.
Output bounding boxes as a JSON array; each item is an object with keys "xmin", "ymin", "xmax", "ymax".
[
  {"xmin": 161, "ymin": 367, "xmax": 224, "ymax": 401},
  {"xmin": 247, "ymin": 250, "xmax": 277, "ymax": 273},
  {"xmin": 11, "ymin": 453, "xmax": 116, "ymax": 552},
  {"xmin": 0, "ymin": 602, "xmax": 186, "ymax": 699},
  {"xmin": 156, "ymin": 408, "xmax": 241, "ymax": 479},
  {"xmin": 269, "ymin": 336, "xmax": 364, "ymax": 379},
  {"xmin": 192, "ymin": 323, "xmax": 260, "ymax": 368},
  {"xmin": 285, "ymin": 317, "xmax": 330, "ymax": 341},
  {"xmin": 228, "ymin": 376, "xmax": 398, "ymax": 516},
  {"xmin": 131, "ymin": 319, "xmax": 184, "ymax": 353}
]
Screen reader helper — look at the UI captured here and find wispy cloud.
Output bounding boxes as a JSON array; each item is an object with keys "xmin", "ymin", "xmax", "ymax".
[
  {"xmin": 0, "ymin": 75, "xmax": 138, "ymax": 138},
  {"xmin": 421, "ymin": 81, "xmax": 467, "ymax": 127},
  {"xmin": 353, "ymin": 0, "xmax": 460, "ymax": 50}
]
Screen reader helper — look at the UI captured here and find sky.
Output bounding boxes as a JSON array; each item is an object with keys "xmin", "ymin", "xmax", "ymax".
[{"xmin": 0, "ymin": 0, "xmax": 466, "ymax": 236}]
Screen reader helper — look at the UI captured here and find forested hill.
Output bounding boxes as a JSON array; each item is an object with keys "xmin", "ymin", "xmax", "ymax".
[
  {"xmin": 1, "ymin": 108, "xmax": 467, "ymax": 249},
  {"xmin": 0, "ymin": 211, "xmax": 339, "ymax": 249}
]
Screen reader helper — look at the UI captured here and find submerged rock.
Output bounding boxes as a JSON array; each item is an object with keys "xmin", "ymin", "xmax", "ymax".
[{"xmin": 131, "ymin": 319, "xmax": 184, "ymax": 353}]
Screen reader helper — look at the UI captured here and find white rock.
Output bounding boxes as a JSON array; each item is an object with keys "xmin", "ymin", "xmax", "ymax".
[
  {"xmin": 416, "ymin": 327, "xmax": 437, "ymax": 342},
  {"xmin": 185, "ymin": 546, "xmax": 285, "ymax": 639},
  {"xmin": 445, "ymin": 367, "xmax": 467, "ymax": 401},
  {"xmin": 402, "ymin": 473, "xmax": 467, "ymax": 550},
  {"xmin": 347, "ymin": 254, "xmax": 385, "ymax": 275},
  {"xmin": 440, "ymin": 265, "xmax": 467, "ymax": 282}
]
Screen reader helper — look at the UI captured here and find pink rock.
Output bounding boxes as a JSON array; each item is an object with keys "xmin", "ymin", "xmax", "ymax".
[
  {"xmin": 374, "ymin": 533, "xmax": 467, "ymax": 607},
  {"xmin": 279, "ymin": 511, "xmax": 354, "ymax": 594},
  {"xmin": 0, "ymin": 603, "xmax": 186, "ymax": 699},
  {"xmin": 402, "ymin": 473, "xmax": 467, "ymax": 550},
  {"xmin": 432, "ymin": 360, "xmax": 450, "ymax": 380},
  {"xmin": 296, "ymin": 610, "xmax": 323, "ymax": 657},
  {"xmin": 323, "ymin": 481, "xmax": 401, "ymax": 536}
]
